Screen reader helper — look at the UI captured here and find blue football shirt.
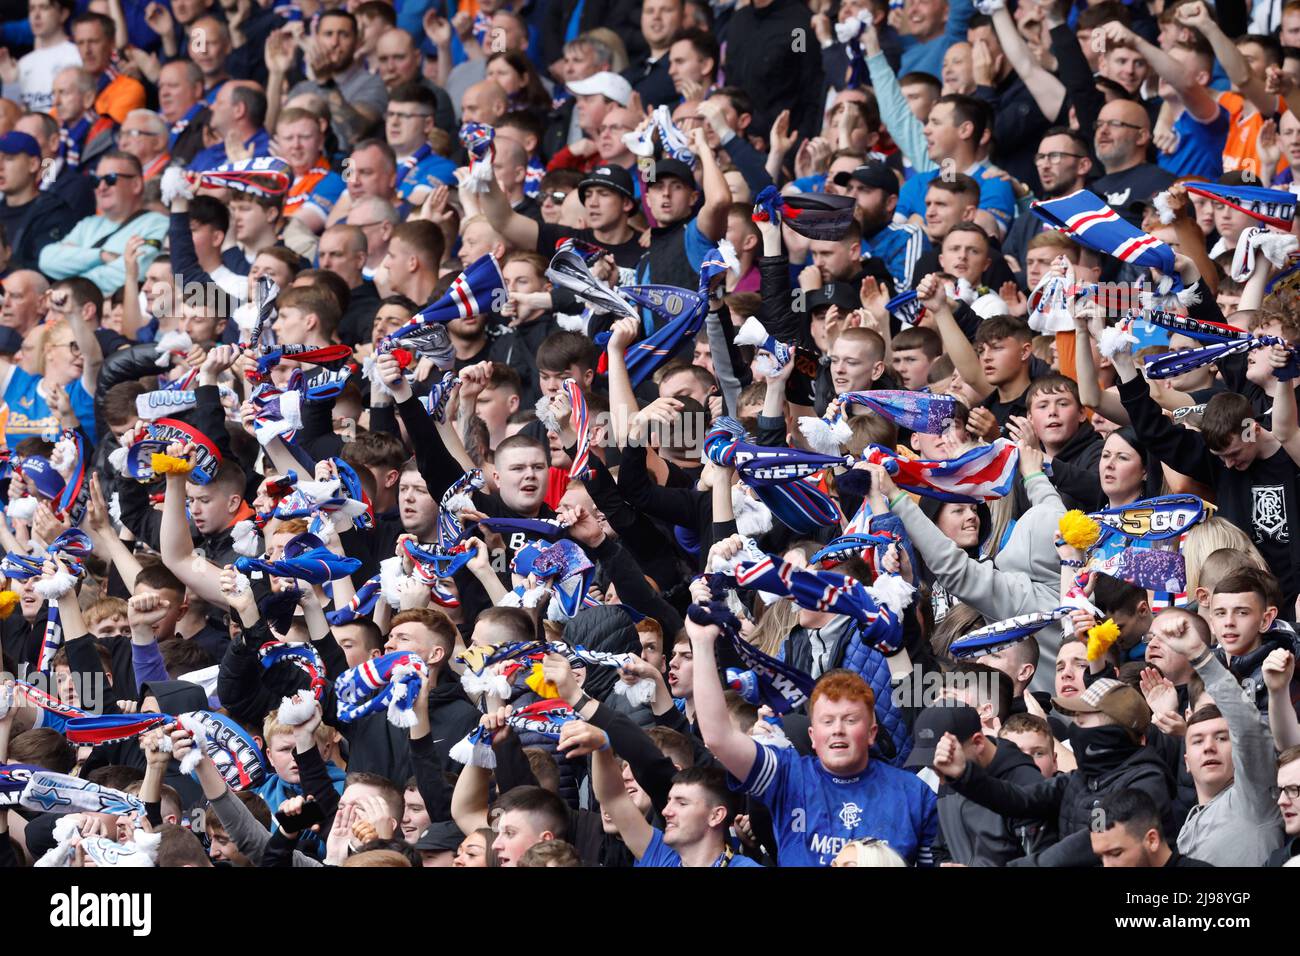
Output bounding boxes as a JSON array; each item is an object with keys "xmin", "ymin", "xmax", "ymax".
[{"xmin": 732, "ymin": 743, "xmax": 939, "ymax": 866}]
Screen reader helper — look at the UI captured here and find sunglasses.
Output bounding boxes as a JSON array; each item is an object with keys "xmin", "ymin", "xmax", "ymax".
[
  {"xmin": 545, "ymin": 191, "xmax": 568, "ymax": 203},
  {"xmin": 92, "ymin": 172, "xmax": 139, "ymax": 187}
]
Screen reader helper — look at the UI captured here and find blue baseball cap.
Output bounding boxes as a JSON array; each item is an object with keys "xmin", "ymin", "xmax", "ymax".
[{"xmin": 0, "ymin": 132, "xmax": 41, "ymax": 158}]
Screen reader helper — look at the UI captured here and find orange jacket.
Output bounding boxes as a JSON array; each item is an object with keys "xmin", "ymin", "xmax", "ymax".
[{"xmin": 95, "ymin": 74, "xmax": 147, "ymax": 125}]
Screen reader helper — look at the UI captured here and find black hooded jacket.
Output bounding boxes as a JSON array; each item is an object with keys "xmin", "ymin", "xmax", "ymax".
[
  {"xmin": 934, "ymin": 738, "xmax": 1054, "ymax": 866},
  {"xmin": 950, "ymin": 736, "xmax": 1176, "ymax": 867},
  {"xmin": 335, "ymin": 668, "xmax": 480, "ymax": 784}
]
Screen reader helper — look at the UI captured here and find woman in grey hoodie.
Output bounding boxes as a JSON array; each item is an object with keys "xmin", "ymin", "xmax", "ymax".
[{"xmin": 859, "ymin": 442, "xmax": 1067, "ymax": 696}]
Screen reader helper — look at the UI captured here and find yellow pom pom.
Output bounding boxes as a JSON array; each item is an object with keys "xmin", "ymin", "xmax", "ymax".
[
  {"xmin": 0, "ymin": 590, "xmax": 17, "ymax": 619},
  {"xmin": 524, "ymin": 661, "xmax": 559, "ymax": 699},
  {"xmin": 151, "ymin": 453, "xmax": 194, "ymax": 476},
  {"xmin": 1086, "ymin": 618, "xmax": 1121, "ymax": 662},
  {"xmin": 1058, "ymin": 510, "xmax": 1102, "ymax": 550}
]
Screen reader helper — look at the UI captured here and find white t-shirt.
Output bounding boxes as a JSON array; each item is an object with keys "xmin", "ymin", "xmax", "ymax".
[{"xmin": 17, "ymin": 41, "xmax": 83, "ymax": 113}]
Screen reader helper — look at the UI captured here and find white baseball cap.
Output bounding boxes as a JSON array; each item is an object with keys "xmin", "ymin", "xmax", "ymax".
[{"xmin": 567, "ymin": 71, "xmax": 632, "ymax": 106}]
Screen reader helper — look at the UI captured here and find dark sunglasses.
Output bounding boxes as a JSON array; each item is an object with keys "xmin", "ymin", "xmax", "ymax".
[
  {"xmin": 545, "ymin": 190, "xmax": 568, "ymax": 203},
  {"xmin": 92, "ymin": 172, "xmax": 140, "ymax": 187}
]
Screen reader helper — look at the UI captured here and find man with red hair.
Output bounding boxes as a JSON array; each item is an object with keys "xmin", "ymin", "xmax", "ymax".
[{"xmin": 688, "ymin": 584, "xmax": 939, "ymax": 866}]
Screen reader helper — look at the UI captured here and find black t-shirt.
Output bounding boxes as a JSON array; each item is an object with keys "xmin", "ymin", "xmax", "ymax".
[
  {"xmin": 1091, "ymin": 164, "xmax": 1177, "ymax": 225},
  {"xmin": 1222, "ymin": 446, "xmax": 1300, "ymax": 614},
  {"xmin": 515, "ymin": 196, "xmax": 545, "ymax": 226},
  {"xmin": 537, "ymin": 222, "xmax": 643, "ymax": 269}
]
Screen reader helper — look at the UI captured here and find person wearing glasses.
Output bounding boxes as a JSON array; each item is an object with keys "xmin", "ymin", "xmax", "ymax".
[
  {"xmin": 0, "ymin": 276, "xmax": 102, "ymax": 445},
  {"xmin": 537, "ymin": 169, "xmax": 582, "ymax": 225},
  {"xmin": 1001, "ymin": 127, "xmax": 1093, "ymax": 274},
  {"xmin": 387, "ymin": 84, "xmax": 457, "ymax": 209},
  {"xmin": 1267, "ymin": 747, "xmax": 1300, "ymax": 865},
  {"xmin": 1146, "ymin": 608, "xmax": 1286, "ymax": 867},
  {"xmin": 38, "ymin": 150, "xmax": 167, "ymax": 294},
  {"xmin": 1096, "ymin": 20, "xmax": 1230, "ymax": 182},
  {"xmin": 1089, "ymin": 98, "xmax": 1175, "ymax": 226},
  {"xmin": 118, "ymin": 110, "xmax": 172, "ymax": 185},
  {"xmin": 347, "ymin": 196, "xmax": 400, "ymax": 280}
]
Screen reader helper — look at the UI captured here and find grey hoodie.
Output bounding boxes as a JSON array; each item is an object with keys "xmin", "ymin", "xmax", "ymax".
[{"xmin": 893, "ymin": 473, "xmax": 1067, "ymax": 694}]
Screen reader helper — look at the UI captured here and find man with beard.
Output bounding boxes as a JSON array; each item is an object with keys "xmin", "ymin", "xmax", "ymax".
[
  {"xmin": 1002, "ymin": 127, "xmax": 1093, "ymax": 272},
  {"xmin": 288, "ymin": 10, "xmax": 389, "ymax": 148},
  {"xmin": 832, "ymin": 160, "xmax": 925, "ymax": 291},
  {"xmin": 1090, "ymin": 99, "xmax": 1175, "ymax": 226}
]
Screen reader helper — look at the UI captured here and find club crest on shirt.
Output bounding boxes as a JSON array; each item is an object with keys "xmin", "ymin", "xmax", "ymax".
[{"xmin": 838, "ymin": 801, "xmax": 863, "ymax": 829}]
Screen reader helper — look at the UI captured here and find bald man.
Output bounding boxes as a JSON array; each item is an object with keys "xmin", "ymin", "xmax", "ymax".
[
  {"xmin": 348, "ymin": 196, "xmax": 400, "ymax": 276},
  {"xmin": 493, "ymin": 136, "xmax": 543, "ymax": 223},
  {"xmin": 0, "ymin": 271, "xmax": 51, "ymax": 334},
  {"xmin": 460, "ymin": 81, "xmax": 509, "ymax": 127},
  {"xmin": 321, "ymin": 223, "xmax": 381, "ymax": 345},
  {"xmin": 1090, "ymin": 99, "xmax": 1175, "ymax": 225}
]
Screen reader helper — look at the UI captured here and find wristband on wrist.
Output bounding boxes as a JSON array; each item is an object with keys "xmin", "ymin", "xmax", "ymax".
[
  {"xmin": 888, "ymin": 490, "xmax": 908, "ymax": 508},
  {"xmin": 1059, "ymin": 558, "xmax": 1084, "ymax": 568},
  {"xmin": 1189, "ymin": 647, "xmax": 1214, "ymax": 669},
  {"xmin": 1022, "ymin": 471, "xmax": 1046, "ymax": 483}
]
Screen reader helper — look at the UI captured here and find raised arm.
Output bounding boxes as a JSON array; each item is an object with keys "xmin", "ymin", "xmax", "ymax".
[
  {"xmin": 917, "ymin": 273, "xmax": 992, "ymax": 399},
  {"xmin": 864, "ymin": 20, "xmax": 934, "ymax": 173},
  {"xmin": 1102, "ymin": 20, "xmax": 1217, "ymax": 121},
  {"xmin": 589, "ymin": 742, "xmax": 655, "ymax": 858},
  {"xmin": 63, "ymin": 291, "xmax": 103, "ymax": 397},
  {"xmin": 988, "ymin": 5, "xmax": 1065, "ymax": 122},
  {"xmin": 1263, "ymin": 347, "xmax": 1300, "ymax": 467},
  {"xmin": 1072, "ymin": 301, "xmax": 1131, "ymax": 424},
  {"xmin": 475, "ymin": 166, "xmax": 541, "ymax": 251},
  {"xmin": 685, "ymin": 579, "xmax": 759, "ymax": 783},
  {"xmin": 1176, "ymin": 2, "xmax": 1273, "ymax": 115},
  {"xmin": 605, "ymin": 317, "xmax": 642, "ymax": 449},
  {"xmin": 450, "ymin": 708, "xmax": 511, "ymax": 834},
  {"xmin": 158, "ymin": 442, "xmax": 230, "ymax": 607},
  {"xmin": 1262, "ymin": 650, "xmax": 1300, "ymax": 749},
  {"xmin": 691, "ymin": 128, "xmax": 731, "ymax": 244}
]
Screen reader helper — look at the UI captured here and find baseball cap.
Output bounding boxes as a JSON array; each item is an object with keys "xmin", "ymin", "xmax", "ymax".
[
  {"xmin": 567, "ymin": 71, "xmax": 632, "ymax": 106},
  {"xmin": 578, "ymin": 164, "xmax": 635, "ymax": 202},
  {"xmin": 414, "ymin": 820, "xmax": 464, "ymax": 853},
  {"xmin": 650, "ymin": 157, "xmax": 696, "ymax": 186},
  {"xmin": 904, "ymin": 704, "xmax": 982, "ymax": 769},
  {"xmin": 803, "ymin": 281, "xmax": 860, "ymax": 314},
  {"xmin": 1052, "ymin": 677, "xmax": 1151, "ymax": 736},
  {"xmin": 0, "ymin": 132, "xmax": 41, "ymax": 159},
  {"xmin": 832, "ymin": 161, "xmax": 899, "ymax": 196}
]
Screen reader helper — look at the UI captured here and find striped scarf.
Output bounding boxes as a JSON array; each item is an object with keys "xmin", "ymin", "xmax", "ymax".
[
  {"xmin": 59, "ymin": 114, "xmax": 95, "ymax": 170},
  {"xmin": 334, "ymin": 652, "xmax": 427, "ymax": 727}
]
